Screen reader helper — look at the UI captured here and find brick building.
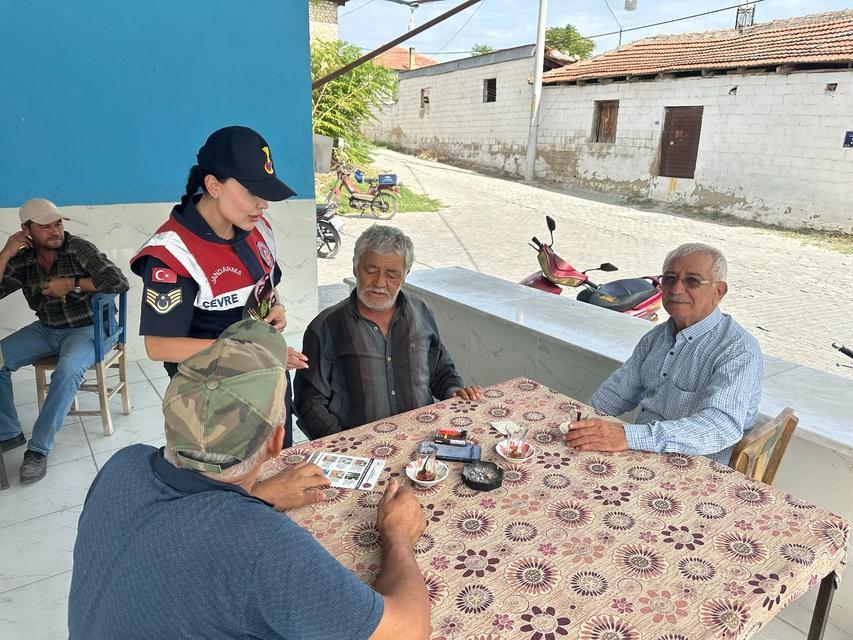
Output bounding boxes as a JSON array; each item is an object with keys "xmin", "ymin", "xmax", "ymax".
[{"xmin": 367, "ymin": 11, "xmax": 853, "ymax": 232}]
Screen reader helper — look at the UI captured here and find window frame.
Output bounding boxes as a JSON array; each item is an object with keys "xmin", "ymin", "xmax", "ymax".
[{"xmin": 483, "ymin": 77, "xmax": 497, "ymax": 103}]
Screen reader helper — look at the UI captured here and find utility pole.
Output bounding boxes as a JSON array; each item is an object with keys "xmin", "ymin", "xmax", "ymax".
[
  {"xmin": 525, "ymin": 0, "xmax": 637, "ymax": 181},
  {"xmin": 524, "ymin": 0, "xmax": 548, "ymax": 181}
]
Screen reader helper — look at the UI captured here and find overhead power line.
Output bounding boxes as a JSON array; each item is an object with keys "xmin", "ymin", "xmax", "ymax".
[
  {"xmin": 352, "ymin": 0, "xmax": 769, "ymax": 54},
  {"xmin": 602, "ymin": 0, "xmax": 623, "ymax": 32},
  {"xmin": 586, "ymin": 0, "xmax": 767, "ymax": 39},
  {"xmin": 341, "ymin": 0, "xmax": 380, "ymax": 17},
  {"xmin": 433, "ymin": 0, "xmax": 487, "ymax": 54},
  {"xmin": 314, "ymin": 0, "xmax": 483, "ymax": 89}
]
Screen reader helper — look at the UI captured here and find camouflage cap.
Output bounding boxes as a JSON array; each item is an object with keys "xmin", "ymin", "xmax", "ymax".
[
  {"xmin": 162, "ymin": 320, "xmax": 288, "ymax": 473},
  {"xmin": 220, "ymin": 318, "xmax": 288, "ymax": 367}
]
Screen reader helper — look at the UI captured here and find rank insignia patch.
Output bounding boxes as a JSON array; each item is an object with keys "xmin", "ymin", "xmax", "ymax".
[{"xmin": 145, "ymin": 288, "xmax": 182, "ymax": 314}]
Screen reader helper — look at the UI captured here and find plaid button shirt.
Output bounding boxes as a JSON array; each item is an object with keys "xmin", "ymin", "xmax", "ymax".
[
  {"xmin": 590, "ymin": 307, "xmax": 764, "ymax": 464},
  {"xmin": 0, "ymin": 232, "xmax": 129, "ymax": 329}
]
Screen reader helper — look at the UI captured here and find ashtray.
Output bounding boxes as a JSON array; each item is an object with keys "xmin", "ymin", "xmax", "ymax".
[
  {"xmin": 461, "ymin": 461, "xmax": 503, "ymax": 492},
  {"xmin": 405, "ymin": 460, "xmax": 449, "ymax": 487}
]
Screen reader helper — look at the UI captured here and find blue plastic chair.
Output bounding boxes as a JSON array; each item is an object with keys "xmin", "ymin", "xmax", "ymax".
[{"xmin": 33, "ymin": 292, "xmax": 131, "ymax": 437}]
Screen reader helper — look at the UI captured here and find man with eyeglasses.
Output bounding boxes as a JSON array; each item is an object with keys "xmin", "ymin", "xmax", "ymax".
[{"xmin": 565, "ymin": 243, "xmax": 763, "ymax": 465}]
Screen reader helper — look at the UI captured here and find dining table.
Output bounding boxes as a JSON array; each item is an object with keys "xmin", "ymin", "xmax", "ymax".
[{"xmin": 260, "ymin": 377, "xmax": 848, "ymax": 640}]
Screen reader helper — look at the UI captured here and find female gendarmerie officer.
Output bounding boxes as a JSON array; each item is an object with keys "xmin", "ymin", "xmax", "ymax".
[{"xmin": 130, "ymin": 126, "xmax": 309, "ymax": 448}]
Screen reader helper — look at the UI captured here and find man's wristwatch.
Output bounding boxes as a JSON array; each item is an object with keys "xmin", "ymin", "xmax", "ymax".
[{"xmin": 73, "ymin": 276, "xmax": 82, "ymax": 294}]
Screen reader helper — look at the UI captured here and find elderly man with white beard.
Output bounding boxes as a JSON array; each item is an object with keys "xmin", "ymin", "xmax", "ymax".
[{"xmin": 294, "ymin": 225, "xmax": 481, "ymax": 440}]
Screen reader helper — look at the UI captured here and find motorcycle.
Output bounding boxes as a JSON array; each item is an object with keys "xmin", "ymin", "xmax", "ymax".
[
  {"xmin": 832, "ymin": 342, "xmax": 853, "ymax": 369},
  {"xmin": 520, "ymin": 216, "xmax": 663, "ymax": 322},
  {"xmin": 316, "ymin": 203, "xmax": 344, "ymax": 259},
  {"xmin": 324, "ymin": 166, "xmax": 400, "ymax": 219}
]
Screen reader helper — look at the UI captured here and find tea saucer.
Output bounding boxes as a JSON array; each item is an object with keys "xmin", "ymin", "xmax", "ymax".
[
  {"xmin": 405, "ymin": 460, "xmax": 449, "ymax": 487},
  {"xmin": 495, "ymin": 440, "xmax": 536, "ymax": 462}
]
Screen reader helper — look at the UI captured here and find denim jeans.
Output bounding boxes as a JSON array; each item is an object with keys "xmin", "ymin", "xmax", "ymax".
[{"xmin": 0, "ymin": 322, "xmax": 95, "ymax": 455}]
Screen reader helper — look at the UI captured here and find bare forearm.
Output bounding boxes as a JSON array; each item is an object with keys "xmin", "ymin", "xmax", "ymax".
[
  {"xmin": 144, "ymin": 335, "xmax": 216, "ymax": 362},
  {"xmin": 372, "ymin": 537, "xmax": 430, "ymax": 640}
]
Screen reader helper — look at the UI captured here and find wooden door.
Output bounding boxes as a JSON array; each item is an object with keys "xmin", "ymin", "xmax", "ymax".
[{"xmin": 659, "ymin": 106, "xmax": 704, "ymax": 179}]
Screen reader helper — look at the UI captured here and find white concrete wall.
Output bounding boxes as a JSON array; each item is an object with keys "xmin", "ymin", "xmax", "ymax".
[
  {"xmin": 366, "ymin": 56, "xmax": 534, "ymax": 176},
  {"xmin": 370, "ymin": 64, "xmax": 853, "ymax": 232},
  {"xmin": 0, "ymin": 200, "xmax": 318, "ymax": 362}
]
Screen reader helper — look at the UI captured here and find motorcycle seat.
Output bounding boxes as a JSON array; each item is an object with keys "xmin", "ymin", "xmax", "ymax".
[{"xmin": 577, "ymin": 278, "xmax": 657, "ymax": 312}]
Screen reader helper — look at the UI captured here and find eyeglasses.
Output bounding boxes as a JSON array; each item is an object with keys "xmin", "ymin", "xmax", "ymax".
[{"xmin": 659, "ymin": 274, "xmax": 715, "ymax": 289}]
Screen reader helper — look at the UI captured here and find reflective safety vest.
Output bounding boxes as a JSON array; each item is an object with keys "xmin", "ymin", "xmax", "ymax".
[{"xmin": 130, "ymin": 213, "xmax": 277, "ymax": 312}]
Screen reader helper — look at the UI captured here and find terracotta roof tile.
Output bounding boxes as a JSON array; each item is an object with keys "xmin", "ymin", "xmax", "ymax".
[
  {"xmin": 543, "ymin": 10, "xmax": 853, "ymax": 84},
  {"xmin": 374, "ymin": 46, "xmax": 439, "ymax": 71}
]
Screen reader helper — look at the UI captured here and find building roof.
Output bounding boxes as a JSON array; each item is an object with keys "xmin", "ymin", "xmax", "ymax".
[
  {"xmin": 398, "ymin": 44, "xmax": 577, "ymax": 80},
  {"xmin": 374, "ymin": 46, "xmax": 439, "ymax": 71},
  {"xmin": 543, "ymin": 10, "xmax": 853, "ymax": 85}
]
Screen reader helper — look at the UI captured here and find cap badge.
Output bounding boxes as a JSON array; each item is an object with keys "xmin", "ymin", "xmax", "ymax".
[{"xmin": 262, "ymin": 146, "xmax": 274, "ymax": 175}]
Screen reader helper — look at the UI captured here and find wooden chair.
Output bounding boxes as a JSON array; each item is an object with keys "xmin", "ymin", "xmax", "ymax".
[
  {"xmin": 34, "ymin": 293, "xmax": 130, "ymax": 437},
  {"xmin": 729, "ymin": 407, "xmax": 798, "ymax": 485}
]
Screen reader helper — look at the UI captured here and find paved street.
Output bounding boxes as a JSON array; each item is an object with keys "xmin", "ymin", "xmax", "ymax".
[{"xmin": 318, "ymin": 148, "xmax": 853, "ymax": 379}]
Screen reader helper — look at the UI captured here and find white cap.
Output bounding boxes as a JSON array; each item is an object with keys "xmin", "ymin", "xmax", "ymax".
[{"xmin": 19, "ymin": 199, "xmax": 71, "ymax": 225}]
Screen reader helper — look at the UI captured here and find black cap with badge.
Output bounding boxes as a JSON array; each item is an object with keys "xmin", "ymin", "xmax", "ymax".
[{"xmin": 197, "ymin": 126, "xmax": 296, "ymax": 202}]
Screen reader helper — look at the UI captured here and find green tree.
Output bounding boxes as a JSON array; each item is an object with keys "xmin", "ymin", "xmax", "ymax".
[
  {"xmin": 471, "ymin": 43, "xmax": 495, "ymax": 56},
  {"xmin": 311, "ymin": 39, "xmax": 398, "ymax": 167},
  {"xmin": 545, "ymin": 23, "xmax": 594, "ymax": 59}
]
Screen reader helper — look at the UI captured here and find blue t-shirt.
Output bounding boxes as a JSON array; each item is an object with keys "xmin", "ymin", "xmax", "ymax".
[{"xmin": 69, "ymin": 445, "xmax": 383, "ymax": 640}]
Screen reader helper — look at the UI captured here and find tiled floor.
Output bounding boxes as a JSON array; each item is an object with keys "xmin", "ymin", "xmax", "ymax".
[{"xmin": 0, "ymin": 359, "xmax": 847, "ymax": 639}]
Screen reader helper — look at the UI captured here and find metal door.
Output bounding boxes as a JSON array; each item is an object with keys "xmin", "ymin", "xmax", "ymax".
[{"xmin": 659, "ymin": 106, "xmax": 704, "ymax": 179}]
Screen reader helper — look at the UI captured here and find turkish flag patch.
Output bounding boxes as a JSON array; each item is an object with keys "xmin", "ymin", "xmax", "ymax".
[{"xmin": 151, "ymin": 267, "xmax": 177, "ymax": 284}]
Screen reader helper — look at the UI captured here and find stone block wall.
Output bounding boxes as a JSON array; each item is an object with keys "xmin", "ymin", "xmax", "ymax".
[
  {"xmin": 368, "ymin": 61, "xmax": 853, "ymax": 232},
  {"xmin": 365, "ymin": 56, "xmax": 535, "ymax": 176},
  {"xmin": 538, "ymin": 70, "xmax": 853, "ymax": 231},
  {"xmin": 310, "ymin": 0, "xmax": 340, "ymax": 41}
]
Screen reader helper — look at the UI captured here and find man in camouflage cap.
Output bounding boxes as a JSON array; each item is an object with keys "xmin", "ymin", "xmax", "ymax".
[
  {"xmin": 69, "ymin": 319, "xmax": 430, "ymax": 640},
  {"xmin": 162, "ymin": 319, "xmax": 291, "ymax": 474}
]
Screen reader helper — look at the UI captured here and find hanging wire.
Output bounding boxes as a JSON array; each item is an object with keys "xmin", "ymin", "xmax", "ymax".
[
  {"xmin": 432, "ymin": 0, "xmax": 488, "ymax": 55},
  {"xmin": 341, "ymin": 0, "xmax": 380, "ymax": 18},
  {"xmin": 349, "ymin": 0, "xmax": 769, "ymax": 56}
]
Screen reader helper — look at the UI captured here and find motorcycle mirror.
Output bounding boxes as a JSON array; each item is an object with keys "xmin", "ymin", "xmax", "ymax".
[
  {"xmin": 600, "ymin": 263, "xmax": 618, "ymax": 272},
  {"xmin": 546, "ymin": 216, "xmax": 556, "ymax": 232}
]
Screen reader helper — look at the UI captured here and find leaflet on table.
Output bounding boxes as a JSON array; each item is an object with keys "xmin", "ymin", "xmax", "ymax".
[{"xmin": 309, "ymin": 451, "xmax": 386, "ymax": 491}]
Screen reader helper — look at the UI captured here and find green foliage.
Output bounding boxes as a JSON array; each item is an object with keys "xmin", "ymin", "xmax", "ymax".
[
  {"xmin": 471, "ymin": 43, "xmax": 495, "ymax": 56},
  {"xmin": 545, "ymin": 23, "xmax": 594, "ymax": 59},
  {"xmin": 311, "ymin": 39, "xmax": 398, "ymax": 167}
]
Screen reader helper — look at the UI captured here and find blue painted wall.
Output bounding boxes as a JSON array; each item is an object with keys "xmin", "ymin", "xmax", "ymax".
[{"xmin": 0, "ymin": 1, "xmax": 313, "ymax": 206}]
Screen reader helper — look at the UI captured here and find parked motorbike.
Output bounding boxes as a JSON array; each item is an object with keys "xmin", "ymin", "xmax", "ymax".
[
  {"xmin": 316, "ymin": 203, "xmax": 344, "ymax": 259},
  {"xmin": 832, "ymin": 342, "xmax": 853, "ymax": 369},
  {"xmin": 324, "ymin": 166, "xmax": 400, "ymax": 219},
  {"xmin": 520, "ymin": 216, "xmax": 663, "ymax": 322}
]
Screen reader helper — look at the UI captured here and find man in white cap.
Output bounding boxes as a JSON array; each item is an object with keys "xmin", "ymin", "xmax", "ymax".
[{"xmin": 0, "ymin": 199, "xmax": 129, "ymax": 483}]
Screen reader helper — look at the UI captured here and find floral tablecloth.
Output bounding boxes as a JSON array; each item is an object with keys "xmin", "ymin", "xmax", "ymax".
[{"xmin": 261, "ymin": 378, "xmax": 848, "ymax": 640}]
